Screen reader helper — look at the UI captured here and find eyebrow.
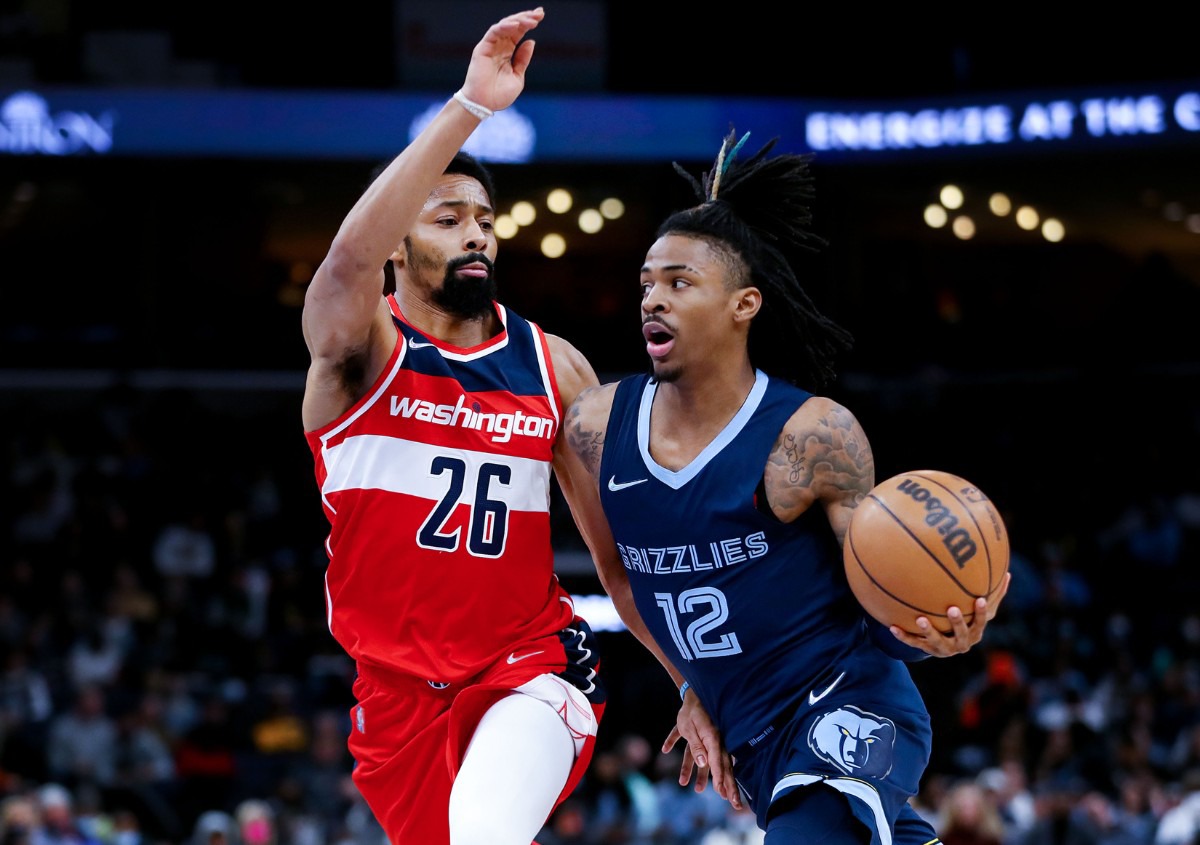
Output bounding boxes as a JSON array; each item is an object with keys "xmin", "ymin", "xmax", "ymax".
[
  {"xmin": 432, "ymin": 198, "xmax": 495, "ymax": 215},
  {"xmin": 641, "ymin": 262, "xmax": 693, "ymax": 274}
]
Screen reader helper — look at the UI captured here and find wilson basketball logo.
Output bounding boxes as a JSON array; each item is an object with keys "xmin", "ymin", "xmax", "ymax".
[{"xmin": 894, "ymin": 478, "xmax": 978, "ymax": 567}]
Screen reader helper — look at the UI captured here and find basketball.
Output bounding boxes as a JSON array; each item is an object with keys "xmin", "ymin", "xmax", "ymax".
[{"xmin": 843, "ymin": 469, "xmax": 1010, "ymax": 634}]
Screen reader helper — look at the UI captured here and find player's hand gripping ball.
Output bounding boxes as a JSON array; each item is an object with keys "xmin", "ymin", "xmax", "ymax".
[{"xmin": 843, "ymin": 469, "xmax": 1009, "ymax": 634}]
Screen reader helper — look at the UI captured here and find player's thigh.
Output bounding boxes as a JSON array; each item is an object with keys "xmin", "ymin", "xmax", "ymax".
[
  {"xmin": 356, "ymin": 718, "xmax": 455, "ymax": 845},
  {"xmin": 893, "ymin": 801, "xmax": 941, "ymax": 845},
  {"xmin": 766, "ymin": 784, "xmax": 870, "ymax": 845},
  {"xmin": 450, "ymin": 693, "xmax": 575, "ymax": 845}
]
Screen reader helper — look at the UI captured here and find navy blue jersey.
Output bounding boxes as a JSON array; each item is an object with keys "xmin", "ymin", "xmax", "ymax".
[{"xmin": 600, "ymin": 370, "xmax": 936, "ymax": 844}]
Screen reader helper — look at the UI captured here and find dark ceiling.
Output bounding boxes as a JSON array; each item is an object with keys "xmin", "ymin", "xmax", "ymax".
[
  {"xmin": 4, "ymin": 3, "xmax": 1198, "ymax": 99},
  {"xmin": 2, "ymin": 4, "xmax": 1199, "ymax": 383}
]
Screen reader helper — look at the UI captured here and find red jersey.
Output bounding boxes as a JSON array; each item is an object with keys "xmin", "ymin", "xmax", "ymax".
[{"xmin": 305, "ymin": 296, "xmax": 577, "ymax": 683}]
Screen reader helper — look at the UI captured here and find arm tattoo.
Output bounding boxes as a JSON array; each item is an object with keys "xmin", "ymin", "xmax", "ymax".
[
  {"xmin": 565, "ymin": 398, "xmax": 605, "ymax": 478},
  {"xmin": 809, "ymin": 404, "xmax": 874, "ymax": 506},
  {"xmin": 783, "ymin": 433, "xmax": 805, "ymax": 485},
  {"xmin": 766, "ymin": 404, "xmax": 874, "ymax": 515}
]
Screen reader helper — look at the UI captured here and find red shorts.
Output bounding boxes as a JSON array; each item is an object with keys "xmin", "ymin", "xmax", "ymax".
[{"xmin": 347, "ymin": 618, "xmax": 605, "ymax": 845}]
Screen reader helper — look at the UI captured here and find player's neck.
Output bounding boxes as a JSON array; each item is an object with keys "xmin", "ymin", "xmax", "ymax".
[
  {"xmin": 652, "ymin": 362, "xmax": 757, "ymax": 435},
  {"xmin": 393, "ymin": 290, "xmax": 499, "ymax": 347}
]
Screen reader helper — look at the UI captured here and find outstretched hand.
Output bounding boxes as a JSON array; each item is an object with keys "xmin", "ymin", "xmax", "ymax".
[
  {"xmin": 460, "ymin": 7, "xmax": 544, "ymax": 114},
  {"xmin": 662, "ymin": 689, "xmax": 743, "ymax": 810},
  {"xmin": 890, "ymin": 571, "xmax": 1012, "ymax": 657}
]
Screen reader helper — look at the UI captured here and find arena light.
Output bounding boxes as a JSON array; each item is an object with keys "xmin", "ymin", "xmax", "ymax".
[
  {"xmin": 511, "ymin": 201, "xmax": 536, "ymax": 226},
  {"xmin": 546, "ymin": 188, "xmax": 573, "ymax": 214},
  {"xmin": 494, "ymin": 214, "xmax": 519, "ymax": 239},
  {"xmin": 570, "ymin": 594, "xmax": 625, "ymax": 632},
  {"xmin": 939, "ymin": 184, "xmax": 964, "ymax": 210},
  {"xmin": 540, "ymin": 233, "xmax": 566, "ymax": 258},
  {"xmin": 924, "ymin": 204, "xmax": 948, "ymax": 228},
  {"xmin": 989, "ymin": 193, "xmax": 1012, "ymax": 216},
  {"xmin": 1041, "ymin": 218, "xmax": 1065, "ymax": 242},
  {"xmin": 599, "ymin": 197, "xmax": 625, "ymax": 219},
  {"xmin": 578, "ymin": 208, "xmax": 603, "ymax": 234}
]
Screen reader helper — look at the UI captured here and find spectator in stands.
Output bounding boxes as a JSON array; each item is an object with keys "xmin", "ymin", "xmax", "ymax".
[
  {"xmin": 938, "ymin": 781, "xmax": 1006, "ymax": 845},
  {"xmin": 113, "ymin": 689, "xmax": 180, "ymax": 842},
  {"xmin": 651, "ymin": 746, "xmax": 728, "ymax": 845},
  {"xmin": 44, "ymin": 687, "xmax": 117, "ymax": 791},
  {"xmin": 30, "ymin": 784, "xmax": 101, "ymax": 845},
  {"xmin": 0, "ymin": 792, "xmax": 40, "ymax": 845},
  {"xmin": 976, "ymin": 763, "xmax": 1036, "ymax": 845},
  {"xmin": 1155, "ymin": 769, "xmax": 1200, "ymax": 845},
  {"xmin": 0, "ymin": 644, "xmax": 54, "ymax": 783},
  {"xmin": 190, "ymin": 811, "xmax": 237, "ymax": 845},
  {"xmin": 173, "ymin": 695, "xmax": 242, "ymax": 831}
]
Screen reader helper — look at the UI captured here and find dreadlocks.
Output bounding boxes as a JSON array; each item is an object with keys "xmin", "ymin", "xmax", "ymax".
[{"xmin": 657, "ymin": 128, "xmax": 854, "ymax": 390}]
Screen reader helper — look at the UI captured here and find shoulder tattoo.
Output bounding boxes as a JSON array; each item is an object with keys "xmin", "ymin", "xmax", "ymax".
[{"xmin": 767, "ymin": 403, "xmax": 874, "ymax": 509}]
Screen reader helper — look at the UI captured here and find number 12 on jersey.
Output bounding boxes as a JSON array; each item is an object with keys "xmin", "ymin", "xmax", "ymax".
[{"xmin": 654, "ymin": 588, "xmax": 743, "ymax": 661}]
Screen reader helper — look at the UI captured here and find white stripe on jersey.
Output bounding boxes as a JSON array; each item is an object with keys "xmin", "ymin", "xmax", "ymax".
[{"xmin": 322, "ymin": 434, "xmax": 552, "ymax": 513}]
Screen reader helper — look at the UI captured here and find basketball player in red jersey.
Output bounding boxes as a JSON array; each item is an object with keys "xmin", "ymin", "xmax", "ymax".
[{"xmin": 301, "ymin": 8, "xmax": 734, "ymax": 844}]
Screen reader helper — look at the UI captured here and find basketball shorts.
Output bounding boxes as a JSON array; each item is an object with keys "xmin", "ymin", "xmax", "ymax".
[
  {"xmin": 729, "ymin": 645, "xmax": 935, "ymax": 845},
  {"xmin": 347, "ymin": 617, "xmax": 606, "ymax": 845}
]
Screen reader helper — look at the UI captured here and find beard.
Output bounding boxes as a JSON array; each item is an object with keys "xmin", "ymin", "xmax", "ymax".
[
  {"xmin": 431, "ymin": 252, "xmax": 497, "ymax": 319},
  {"xmin": 650, "ymin": 362, "xmax": 681, "ymax": 384}
]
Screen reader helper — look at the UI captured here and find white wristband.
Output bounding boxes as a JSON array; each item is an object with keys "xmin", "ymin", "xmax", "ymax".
[
  {"xmin": 679, "ymin": 681, "xmax": 690, "ymax": 701},
  {"xmin": 453, "ymin": 90, "xmax": 494, "ymax": 121}
]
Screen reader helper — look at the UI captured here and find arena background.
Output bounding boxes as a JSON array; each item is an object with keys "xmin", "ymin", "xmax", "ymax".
[{"xmin": 2, "ymin": 4, "xmax": 1199, "ymax": 845}]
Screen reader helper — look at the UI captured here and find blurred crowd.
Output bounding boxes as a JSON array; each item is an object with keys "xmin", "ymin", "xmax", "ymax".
[{"xmin": 1, "ymin": 373, "xmax": 1199, "ymax": 845}]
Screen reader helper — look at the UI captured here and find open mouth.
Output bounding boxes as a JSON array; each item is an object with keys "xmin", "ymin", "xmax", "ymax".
[{"xmin": 642, "ymin": 320, "xmax": 675, "ymax": 358}]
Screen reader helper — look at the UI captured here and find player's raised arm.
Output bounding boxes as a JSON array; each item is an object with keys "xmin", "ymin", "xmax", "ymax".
[{"xmin": 301, "ymin": 7, "xmax": 545, "ymax": 430}]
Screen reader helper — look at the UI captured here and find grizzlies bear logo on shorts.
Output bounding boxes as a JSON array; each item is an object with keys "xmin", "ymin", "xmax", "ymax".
[{"xmin": 808, "ymin": 705, "xmax": 896, "ymax": 777}]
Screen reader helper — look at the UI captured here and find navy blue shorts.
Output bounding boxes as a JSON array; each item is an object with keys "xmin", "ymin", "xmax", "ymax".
[{"xmin": 730, "ymin": 645, "xmax": 938, "ymax": 845}]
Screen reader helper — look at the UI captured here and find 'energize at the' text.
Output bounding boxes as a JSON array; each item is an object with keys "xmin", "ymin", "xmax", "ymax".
[{"xmin": 807, "ymin": 92, "xmax": 1200, "ymax": 152}]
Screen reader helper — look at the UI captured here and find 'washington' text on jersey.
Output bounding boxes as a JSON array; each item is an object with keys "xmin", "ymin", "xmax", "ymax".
[
  {"xmin": 389, "ymin": 393, "xmax": 556, "ymax": 443},
  {"xmin": 618, "ymin": 531, "xmax": 769, "ymax": 574}
]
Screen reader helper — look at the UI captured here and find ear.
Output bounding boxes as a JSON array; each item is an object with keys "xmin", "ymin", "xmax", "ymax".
[
  {"xmin": 389, "ymin": 246, "xmax": 405, "ymax": 267},
  {"xmin": 732, "ymin": 286, "xmax": 762, "ymax": 323}
]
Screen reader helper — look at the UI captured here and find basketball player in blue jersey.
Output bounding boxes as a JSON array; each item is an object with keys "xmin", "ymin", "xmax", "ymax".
[{"xmin": 565, "ymin": 131, "xmax": 1011, "ymax": 844}]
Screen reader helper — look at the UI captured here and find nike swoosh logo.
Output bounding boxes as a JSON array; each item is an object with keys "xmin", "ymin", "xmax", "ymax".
[
  {"xmin": 506, "ymin": 650, "xmax": 544, "ymax": 665},
  {"xmin": 808, "ymin": 671, "xmax": 846, "ymax": 706},
  {"xmin": 408, "ymin": 338, "xmax": 437, "ymax": 349},
  {"xmin": 608, "ymin": 476, "xmax": 648, "ymax": 492}
]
